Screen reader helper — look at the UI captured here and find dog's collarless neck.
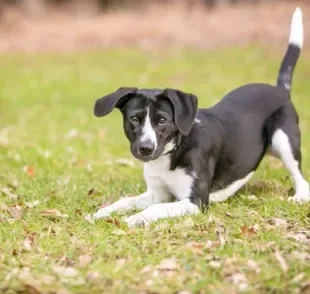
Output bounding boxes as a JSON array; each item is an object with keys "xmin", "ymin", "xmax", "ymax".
[{"xmin": 162, "ymin": 133, "xmax": 182, "ymax": 156}]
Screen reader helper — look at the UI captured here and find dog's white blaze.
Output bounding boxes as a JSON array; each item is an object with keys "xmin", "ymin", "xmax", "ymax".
[
  {"xmin": 209, "ymin": 172, "xmax": 254, "ymax": 203},
  {"xmin": 141, "ymin": 107, "xmax": 157, "ymax": 149},
  {"xmin": 271, "ymin": 129, "xmax": 310, "ymax": 202},
  {"xmin": 289, "ymin": 7, "xmax": 303, "ymax": 48},
  {"xmin": 124, "ymin": 198, "xmax": 199, "ymax": 227}
]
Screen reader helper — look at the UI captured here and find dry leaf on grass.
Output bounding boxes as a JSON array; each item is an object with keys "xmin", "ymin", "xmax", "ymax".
[
  {"xmin": 1, "ymin": 187, "xmax": 18, "ymax": 200},
  {"xmin": 78, "ymin": 255, "xmax": 92, "ymax": 267},
  {"xmin": 156, "ymin": 259, "xmax": 179, "ymax": 272},
  {"xmin": 292, "ymin": 273, "xmax": 305, "ymax": 283},
  {"xmin": 22, "ymin": 237, "xmax": 33, "ymax": 252},
  {"xmin": 287, "ymin": 231, "xmax": 310, "ymax": 245},
  {"xmin": 274, "ymin": 251, "xmax": 288, "ymax": 273},
  {"xmin": 209, "ymin": 261, "xmax": 221, "ymax": 269},
  {"xmin": 216, "ymin": 224, "xmax": 228, "ymax": 246},
  {"xmin": 115, "ymin": 158, "xmax": 135, "ymax": 167},
  {"xmin": 25, "ymin": 200, "xmax": 40, "ymax": 208},
  {"xmin": 226, "ymin": 272, "xmax": 248, "ymax": 291},
  {"xmin": 88, "ymin": 188, "xmax": 96, "ymax": 196},
  {"xmin": 23, "ymin": 166, "xmax": 35, "ymax": 177},
  {"xmin": 41, "ymin": 209, "xmax": 68, "ymax": 218},
  {"xmin": 10, "ymin": 204, "xmax": 23, "ymax": 220},
  {"xmin": 247, "ymin": 195, "xmax": 258, "ymax": 201},
  {"xmin": 292, "ymin": 251, "xmax": 310, "ymax": 262},
  {"xmin": 105, "ymin": 218, "xmax": 121, "ymax": 227},
  {"xmin": 265, "ymin": 218, "xmax": 288, "ymax": 230},
  {"xmin": 24, "ymin": 284, "xmax": 42, "ymax": 294},
  {"xmin": 247, "ymin": 260, "xmax": 260, "ymax": 274},
  {"xmin": 241, "ymin": 224, "xmax": 258, "ymax": 237},
  {"xmin": 185, "ymin": 242, "xmax": 204, "ymax": 255},
  {"xmin": 52, "ymin": 266, "xmax": 78, "ymax": 278},
  {"xmin": 56, "ymin": 289, "xmax": 72, "ymax": 294}
]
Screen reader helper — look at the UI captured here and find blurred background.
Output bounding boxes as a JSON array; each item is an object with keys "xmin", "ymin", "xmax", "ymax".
[{"xmin": 0, "ymin": 0, "xmax": 309, "ymax": 52}]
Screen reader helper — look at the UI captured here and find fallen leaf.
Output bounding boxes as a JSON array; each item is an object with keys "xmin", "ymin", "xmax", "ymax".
[
  {"xmin": 265, "ymin": 218, "xmax": 288, "ymax": 230},
  {"xmin": 287, "ymin": 231, "xmax": 310, "ymax": 245},
  {"xmin": 226, "ymin": 272, "xmax": 248, "ymax": 291},
  {"xmin": 241, "ymin": 225, "xmax": 258, "ymax": 237},
  {"xmin": 114, "ymin": 258, "xmax": 127, "ymax": 272},
  {"xmin": 24, "ymin": 284, "xmax": 42, "ymax": 294},
  {"xmin": 216, "ymin": 224, "xmax": 228, "ymax": 246},
  {"xmin": 56, "ymin": 289, "xmax": 72, "ymax": 294},
  {"xmin": 292, "ymin": 273, "xmax": 305, "ymax": 283},
  {"xmin": 41, "ymin": 209, "xmax": 68, "ymax": 218},
  {"xmin": 0, "ymin": 202, "xmax": 9, "ymax": 211},
  {"xmin": 1, "ymin": 187, "xmax": 18, "ymax": 200},
  {"xmin": 115, "ymin": 158, "xmax": 135, "ymax": 167},
  {"xmin": 156, "ymin": 259, "xmax": 179, "ymax": 271},
  {"xmin": 23, "ymin": 237, "xmax": 33, "ymax": 252},
  {"xmin": 57, "ymin": 255, "xmax": 74, "ymax": 267},
  {"xmin": 10, "ymin": 204, "xmax": 23, "ymax": 220},
  {"xmin": 88, "ymin": 189, "xmax": 96, "ymax": 196},
  {"xmin": 105, "ymin": 218, "xmax": 120, "ymax": 228},
  {"xmin": 274, "ymin": 251, "xmax": 288, "ymax": 273},
  {"xmin": 292, "ymin": 251, "xmax": 310, "ymax": 262},
  {"xmin": 248, "ymin": 195, "xmax": 258, "ymax": 201},
  {"xmin": 301, "ymin": 281, "xmax": 310, "ymax": 293},
  {"xmin": 247, "ymin": 260, "xmax": 260, "ymax": 274},
  {"xmin": 78, "ymin": 255, "xmax": 92, "ymax": 267},
  {"xmin": 86, "ymin": 271, "xmax": 100, "ymax": 282},
  {"xmin": 113, "ymin": 229, "xmax": 126, "ymax": 236},
  {"xmin": 23, "ymin": 166, "xmax": 35, "ymax": 177},
  {"xmin": 185, "ymin": 242, "xmax": 204, "ymax": 255},
  {"xmin": 65, "ymin": 129, "xmax": 79, "ymax": 139},
  {"xmin": 52, "ymin": 266, "xmax": 78, "ymax": 278},
  {"xmin": 205, "ymin": 240, "xmax": 220, "ymax": 249},
  {"xmin": 209, "ymin": 261, "xmax": 221, "ymax": 269},
  {"xmin": 25, "ymin": 200, "xmax": 40, "ymax": 209}
]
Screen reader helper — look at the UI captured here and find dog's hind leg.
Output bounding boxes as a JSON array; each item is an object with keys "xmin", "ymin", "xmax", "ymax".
[{"xmin": 269, "ymin": 111, "xmax": 310, "ymax": 202}]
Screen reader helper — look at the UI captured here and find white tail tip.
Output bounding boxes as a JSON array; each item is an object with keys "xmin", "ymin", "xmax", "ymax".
[{"xmin": 289, "ymin": 7, "xmax": 304, "ymax": 48}]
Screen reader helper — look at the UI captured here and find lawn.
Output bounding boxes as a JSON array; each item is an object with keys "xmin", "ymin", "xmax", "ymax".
[{"xmin": 0, "ymin": 46, "xmax": 310, "ymax": 294}]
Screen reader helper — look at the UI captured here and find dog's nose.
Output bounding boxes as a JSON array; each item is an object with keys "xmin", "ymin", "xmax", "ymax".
[{"xmin": 138, "ymin": 141, "xmax": 155, "ymax": 156}]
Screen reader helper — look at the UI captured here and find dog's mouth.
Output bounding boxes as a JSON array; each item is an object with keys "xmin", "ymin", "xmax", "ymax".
[{"xmin": 132, "ymin": 153, "xmax": 159, "ymax": 163}]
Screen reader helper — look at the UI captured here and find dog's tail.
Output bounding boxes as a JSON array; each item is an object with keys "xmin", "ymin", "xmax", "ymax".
[{"xmin": 277, "ymin": 7, "xmax": 303, "ymax": 94}]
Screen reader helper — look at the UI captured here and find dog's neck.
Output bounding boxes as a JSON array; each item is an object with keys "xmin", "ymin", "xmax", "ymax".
[{"xmin": 162, "ymin": 133, "xmax": 182, "ymax": 156}]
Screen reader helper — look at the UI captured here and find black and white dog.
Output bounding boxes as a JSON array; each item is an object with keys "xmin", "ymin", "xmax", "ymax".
[{"xmin": 92, "ymin": 8, "xmax": 309, "ymax": 227}]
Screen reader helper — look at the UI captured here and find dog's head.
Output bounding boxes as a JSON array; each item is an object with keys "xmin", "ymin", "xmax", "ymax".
[{"xmin": 94, "ymin": 87, "xmax": 197, "ymax": 162}]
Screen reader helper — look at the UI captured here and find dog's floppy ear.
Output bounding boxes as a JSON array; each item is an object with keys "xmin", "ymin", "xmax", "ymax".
[
  {"xmin": 161, "ymin": 88, "xmax": 198, "ymax": 135},
  {"xmin": 94, "ymin": 87, "xmax": 138, "ymax": 117}
]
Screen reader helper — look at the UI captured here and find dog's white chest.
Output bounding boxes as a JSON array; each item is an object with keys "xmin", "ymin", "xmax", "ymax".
[{"xmin": 143, "ymin": 155, "xmax": 194, "ymax": 200}]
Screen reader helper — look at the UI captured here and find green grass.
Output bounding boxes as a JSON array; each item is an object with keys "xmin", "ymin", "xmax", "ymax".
[{"xmin": 0, "ymin": 46, "xmax": 310, "ymax": 294}]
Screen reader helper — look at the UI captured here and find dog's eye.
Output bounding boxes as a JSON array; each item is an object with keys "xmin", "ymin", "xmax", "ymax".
[
  {"xmin": 158, "ymin": 117, "xmax": 167, "ymax": 124},
  {"xmin": 130, "ymin": 116, "xmax": 139, "ymax": 123}
]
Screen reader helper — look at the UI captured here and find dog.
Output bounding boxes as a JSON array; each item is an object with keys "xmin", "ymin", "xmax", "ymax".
[{"xmin": 92, "ymin": 7, "xmax": 309, "ymax": 227}]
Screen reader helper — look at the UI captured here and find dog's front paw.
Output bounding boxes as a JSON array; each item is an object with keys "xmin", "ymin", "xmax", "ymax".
[
  {"xmin": 124, "ymin": 213, "xmax": 151, "ymax": 228},
  {"xmin": 92, "ymin": 207, "xmax": 112, "ymax": 219},
  {"xmin": 288, "ymin": 182, "xmax": 310, "ymax": 203},
  {"xmin": 288, "ymin": 195, "xmax": 310, "ymax": 203}
]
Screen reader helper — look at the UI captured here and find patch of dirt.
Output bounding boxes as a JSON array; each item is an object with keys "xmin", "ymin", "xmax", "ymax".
[{"xmin": 0, "ymin": 1, "xmax": 309, "ymax": 52}]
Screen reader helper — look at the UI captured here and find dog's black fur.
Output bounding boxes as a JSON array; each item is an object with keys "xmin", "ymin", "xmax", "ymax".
[{"xmin": 92, "ymin": 8, "xmax": 309, "ymax": 225}]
